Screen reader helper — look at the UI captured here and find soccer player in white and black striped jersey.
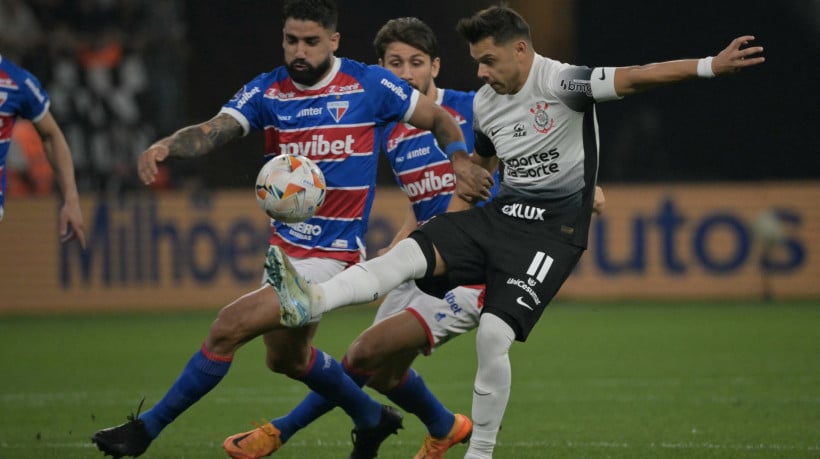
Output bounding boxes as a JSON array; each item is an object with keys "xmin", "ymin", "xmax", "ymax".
[{"xmin": 270, "ymin": 5, "xmax": 764, "ymax": 458}]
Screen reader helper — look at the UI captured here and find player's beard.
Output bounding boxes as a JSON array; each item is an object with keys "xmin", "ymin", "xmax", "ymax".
[{"xmin": 286, "ymin": 56, "xmax": 332, "ymax": 86}]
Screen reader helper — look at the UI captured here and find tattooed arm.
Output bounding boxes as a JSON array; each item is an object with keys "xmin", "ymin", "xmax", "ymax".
[{"xmin": 137, "ymin": 113, "xmax": 244, "ymax": 185}]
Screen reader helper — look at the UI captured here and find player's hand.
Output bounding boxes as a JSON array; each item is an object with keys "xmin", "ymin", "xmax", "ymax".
[
  {"xmin": 59, "ymin": 199, "xmax": 87, "ymax": 249},
  {"xmin": 452, "ymin": 153, "xmax": 494, "ymax": 203},
  {"xmin": 138, "ymin": 143, "xmax": 170, "ymax": 185},
  {"xmin": 592, "ymin": 186, "xmax": 606, "ymax": 215},
  {"xmin": 712, "ymin": 35, "xmax": 765, "ymax": 76}
]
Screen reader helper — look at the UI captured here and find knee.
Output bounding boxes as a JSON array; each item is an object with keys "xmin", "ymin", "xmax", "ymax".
[
  {"xmin": 206, "ymin": 308, "xmax": 247, "ymax": 355},
  {"xmin": 476, "ymin": 314, "xmax": 515, "ymax": 353}
]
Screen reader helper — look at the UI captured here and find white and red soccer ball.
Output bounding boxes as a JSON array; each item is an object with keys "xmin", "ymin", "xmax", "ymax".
[{"xmin": 255, "ymin": 154, "xmax": 326, "ymax": 223}]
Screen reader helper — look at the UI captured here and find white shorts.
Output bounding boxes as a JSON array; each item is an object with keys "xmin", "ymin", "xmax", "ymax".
[
  {"xmin": 374, "ymin": 281, "xmax": 484, "ymax": 355},
  {"xmin": 261, "ymin": 249, "xmax": 347, "ymax": 323}
]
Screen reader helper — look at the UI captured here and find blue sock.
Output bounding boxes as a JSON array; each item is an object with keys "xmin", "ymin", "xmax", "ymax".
[
  {"xmin": 386, "ymin": 369, "xmax": 453, "ymax": 438},
  {"xmin": 139, "ymin": 345, "xmax": 232, "ymax": 438},
  {"xmin": 273, "ymin": 391, "xmax": 333, "ymax": 443},
  {"xmin": 273, "ymin": 357, "xmax": 371, "ymax": 442},
  {"xmin": 291, "ymin": 347, "xmax": 382, "ymax": 429}
]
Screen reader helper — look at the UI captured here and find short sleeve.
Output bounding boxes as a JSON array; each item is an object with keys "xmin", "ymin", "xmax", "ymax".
[{"xmin": 366, "ymin": 65, "xmax": 419, "ymax": 125}]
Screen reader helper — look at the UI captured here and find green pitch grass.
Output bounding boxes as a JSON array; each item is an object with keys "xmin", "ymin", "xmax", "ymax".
[{"xmin": 1, "ymin": 300, "xmax": 818, "ymax": 458}]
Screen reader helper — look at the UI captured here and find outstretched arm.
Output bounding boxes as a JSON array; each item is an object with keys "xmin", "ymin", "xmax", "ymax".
[
  {"xmin": 34, "ymin": 111, "xmax": 86, "ymax": 248},
  {"xmin": 407, "ymin": 95, "xmax": 494, "ymax": 203},
  {"xmin": 137, "ymin": 113, "xmax": 244, "ymax": 185},
  {"xmin": 612, "ymin": 35, "xmax": 765, "ymax": 97}
]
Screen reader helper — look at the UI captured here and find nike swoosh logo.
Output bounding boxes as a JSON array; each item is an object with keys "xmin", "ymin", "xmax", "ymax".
[
  {"xmin": 490, "ymin": 127, "xmax": 503, "ymax": 136},
  {"xmin": 474, "ymin": 388, "xmax": 492, "ymax": 396},
  {"xmin": 598, "ymin": 68, "xmax": 606, "ymax": 80},
  {"xmin": 516, "ymin": 296, "xmax": 533, "ymax": 310},
  {"xmin": 231, "ymin": 432, "xmax": 253, "ymax": 448}
]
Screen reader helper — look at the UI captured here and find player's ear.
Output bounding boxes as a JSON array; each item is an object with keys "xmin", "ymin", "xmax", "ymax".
[
  {"xmin": 513, "ymin": 39, "xmax": 528, "ymax": 60},
  {"xmin": 431, "ymin": 57, "xmax": 441, "ymax": 79},
  {"xmin": 330, "ymin": 32, "xmax": 340, "ymax": 52}
]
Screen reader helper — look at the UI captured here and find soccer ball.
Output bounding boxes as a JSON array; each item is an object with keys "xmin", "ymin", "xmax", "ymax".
[{"xmin": 255, "ymin": 154, "xmax": 326, "ymax": 223}]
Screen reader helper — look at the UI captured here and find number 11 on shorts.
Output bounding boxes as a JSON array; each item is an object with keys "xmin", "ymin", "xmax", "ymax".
[{"xmin": 526, "ymin": 251, "xmax": 553, "ymax": 283}]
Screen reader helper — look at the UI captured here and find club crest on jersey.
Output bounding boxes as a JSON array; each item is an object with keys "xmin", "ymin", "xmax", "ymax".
[
  {"xmin": 529, "ymin": 101, "xmax": 555, "ymax": 135},
  {"xmin": 327, "ymin": 100, "xmax": 349, "ymax": 123}
]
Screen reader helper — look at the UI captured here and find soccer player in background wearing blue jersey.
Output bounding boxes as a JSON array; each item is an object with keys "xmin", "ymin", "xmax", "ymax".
[
  {"xmin": 267, "ymin": 5, "xmax": 765, "ymax": 459},
  {"xmin": 90, "ymin": 1, "xmax": 493, "ymax": 458},
  {"xmin": 0, "ymin": 54, "xmax": 86, "ymax": 248}
]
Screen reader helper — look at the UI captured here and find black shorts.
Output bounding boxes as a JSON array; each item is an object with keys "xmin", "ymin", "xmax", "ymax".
[{"xmin": 414, "ymin": 199, "xmax": 588, "ymax": 341}]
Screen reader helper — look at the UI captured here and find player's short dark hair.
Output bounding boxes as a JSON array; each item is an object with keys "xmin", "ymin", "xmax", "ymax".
[
  {"xmin": 283, "ymin": 0, "xmax": 338, "ymax": 31},
  {"xmin": 373, "ymin": 17, "xmax": 439, "ymax": 60},
  {"xmin": 456, "ymin": 5, "xmax": 531, "ymax": 45}
]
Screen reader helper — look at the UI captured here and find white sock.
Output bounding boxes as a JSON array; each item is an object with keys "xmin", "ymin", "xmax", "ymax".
[
  {"xmin": 312, "ymin": 238, "xmax": 428, "ymax": 314},
  {"xmin": 465, "ymin": 313, "xmax": 515, "ymax": 459}
]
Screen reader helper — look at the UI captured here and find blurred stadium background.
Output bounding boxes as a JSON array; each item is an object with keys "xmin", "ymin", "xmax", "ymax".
[
  {"xmin": 1, "ymin": 0, "xmax": 818, "ymax": 311},
  {"xmin": 0, "ymin": 1, "xmax": 819, "ymax": 457}
]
